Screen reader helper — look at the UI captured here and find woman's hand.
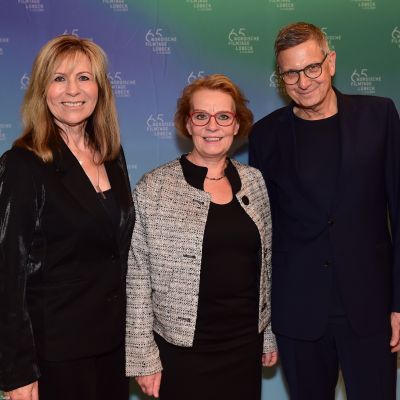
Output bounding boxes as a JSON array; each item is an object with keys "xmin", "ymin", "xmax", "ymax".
[
  {"xmin": 135, "ymin": 372, "xmax": 162, "ymax": 398},
  {"xmin": 262, "ymin": 351, "xmax": 278, "ymax": 367},
  {"xmin": 4, "ymin": 381, "xmax": 39, "ymax": 400}
]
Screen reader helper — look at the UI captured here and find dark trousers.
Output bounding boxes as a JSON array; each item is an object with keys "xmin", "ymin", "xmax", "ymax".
[
  {"xmin": 38, "ymin": 344, "xmax": 129, "ymax": 400},
  {"xmin": 276, "ymin": 317, "xmax": 397, "ymax": 400}
]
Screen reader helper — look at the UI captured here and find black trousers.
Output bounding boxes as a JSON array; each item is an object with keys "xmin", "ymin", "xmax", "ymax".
[
  {"xmin": 38, "ymin": 344, "xmax": 129, "ymax": 400},
  {"xmin": 276, "ymin": 317, "xmax": 397, "ymax": 400}
]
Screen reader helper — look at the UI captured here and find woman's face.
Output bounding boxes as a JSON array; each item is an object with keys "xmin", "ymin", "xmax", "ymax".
[
  {"xmin": 46, "ymin": 53, "xmax": 99, "ymax": 132},
  {"xmin": 186, "ymin": 89, "xmax": 239, "ymax": 162}
]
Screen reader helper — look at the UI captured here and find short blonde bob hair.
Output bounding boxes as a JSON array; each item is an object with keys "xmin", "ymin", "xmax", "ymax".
[
  {"xmin": 174, "ymin": 74, "xmax": 253, "ymax": 138},
  {"xmin": 14, "ymin": 34, "xmax": 120, "ymax": 163}
]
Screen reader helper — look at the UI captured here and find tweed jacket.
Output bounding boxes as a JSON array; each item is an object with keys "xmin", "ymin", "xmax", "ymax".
[{"xmin": 126, "ymin": 157, "xmax": 275, "ymax": 377}]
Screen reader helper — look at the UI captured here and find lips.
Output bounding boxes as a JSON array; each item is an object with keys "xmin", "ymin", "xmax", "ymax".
[{"xmin": 203, "ymin": 137, "xmax": 222, "ymax": 142}]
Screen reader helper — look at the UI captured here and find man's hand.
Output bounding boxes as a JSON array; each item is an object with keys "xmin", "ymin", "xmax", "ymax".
[
  {"xmin": 135, "ymin": 372, "xmax": 162, "ymax": 398},
  {"xmin": 4, "ymin": 381, "xmax": 38, "ymax": 400},
  {"xmin": 390, "ymin": 312, "xmax": 400, "ymax": 352}
]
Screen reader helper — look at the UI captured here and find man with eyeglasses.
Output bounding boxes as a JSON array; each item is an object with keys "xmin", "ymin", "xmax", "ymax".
[{"xmin": 249, "ymin": 21, "xmax": 400, "ymax": 399}]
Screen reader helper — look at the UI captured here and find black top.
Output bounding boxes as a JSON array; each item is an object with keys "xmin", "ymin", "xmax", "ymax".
[
  {"xmin": 294, "ymin": 113, "xmax": 345, "ymax": 316},
  {"xmin": 179, "ymin": 155, "xmax": 261, "ymax": 350},
  {"xmin": 98, "ymin": 188, "xmax": 120, "ymax": 230}
]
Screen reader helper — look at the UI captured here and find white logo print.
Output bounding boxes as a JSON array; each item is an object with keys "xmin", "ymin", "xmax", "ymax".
[
  {"xmin": 145, "ymin": 29, "xmax": 177, "ymax": 55},
  {"xmin": 350, "ymin": 68, "xmax": 381, "ymax": 95},
  {"xmin": 147, "ymin": 114, "xmax": 173, "ymax": 139},
  {"xmin": 228, "ymin": 28, "xmax": 259, "ymax": 54}
]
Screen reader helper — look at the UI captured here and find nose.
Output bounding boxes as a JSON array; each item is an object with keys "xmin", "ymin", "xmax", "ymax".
[
  {"xmin": 297, "ymin": 71, "xmax": 312, "ymax": 89},
  {"xmin": 66, "ymin": 79, "xmax": 80, "ymax": 96},
  {"xmin": 206, "ymin": 115, "xmax": 219, "ymax": 130}
]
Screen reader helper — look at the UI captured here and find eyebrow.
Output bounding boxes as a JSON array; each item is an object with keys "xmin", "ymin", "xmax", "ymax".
[{"xmin": 53, "ymin": 70, "xmax": 94, "ymax": 75}]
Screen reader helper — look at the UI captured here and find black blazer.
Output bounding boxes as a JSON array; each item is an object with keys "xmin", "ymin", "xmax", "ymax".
[
  {"xmin": 249, "ymin": 90, "xmax": 400, "ymax": 341},
  {"xmin": 0, "ymin": 140, "xmax": 135, "ymax": 391}
]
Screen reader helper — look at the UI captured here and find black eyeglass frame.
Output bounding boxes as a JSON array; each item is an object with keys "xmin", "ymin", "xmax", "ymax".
[{"xmin": 279, "ymin": 52, "xmax": 330, "ymax": 85}]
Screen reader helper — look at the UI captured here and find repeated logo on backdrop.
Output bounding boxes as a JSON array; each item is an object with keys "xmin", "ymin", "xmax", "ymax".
[
  {"xmin": 0, "ymin": 37, "xmax": 9, "ymax": 56},
  {"xmin": 321, "ymin": 27, "xmax": 342, "ymax": 50},
  {"xmin": 20, "ymin": 73, "xmax": 30, "ymax": 91},
  {"xmin": 186, "ymin": 0, "xmax": 212, "ymax": 12},
  {"xmin": 269, "ymin": 0, "xmax": 295, "ymax": 11},
  {"xmin": 392, "ymin": 26, "xmax": 400, "ymax": 48},
  {"xmin": 147, "ymin": 114, "xmax": 174, "ymax": 139},
  {"xmin": 102, "ymin": 0, "xmax": 128, "ymax": 12},
  {"xmin": 350, "ymin": 68, "xmax": 382, "ymax": 95},
  {"xmin": 350, "ymin": 0, "xmax": 376, "ymax": 10},
  {"xmin": 228, "ymin": 28, "xmax": 259, "ymax": 54},
  {"xmin": 269, "ymin": 71, "xmax": 286, "ymax": 95},
  {"xmin": 17, "ymin": 0, "xmax": 44, "ymax": 12},
  {"xmin": 187, "ymin": 71, "xmax": 206, "ymax": 84},
  {"xmin": 145, "ymin": 29, "xmax": 177, "ymax": 55},
  {"xmin": 0, "ymin": 124, "xmax": 12, "ymax": 143},
  {"xmin": 108, "ymin": 72, "xmax": 136, "ymax": 98}
]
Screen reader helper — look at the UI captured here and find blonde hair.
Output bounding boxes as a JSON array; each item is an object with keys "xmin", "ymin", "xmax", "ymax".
[
  {"xmin": 14, "ymin": 34, "xmax": 120, "ymax": 162},
  {"xmin": 174, "ymin": 74, "xmax": 253, "ymax": 138}
]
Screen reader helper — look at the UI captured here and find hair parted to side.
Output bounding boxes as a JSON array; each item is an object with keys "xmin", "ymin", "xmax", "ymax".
[
  {"xmin": 174, "ymin": 74, "xmax": 253, "ymax": 138},
  {"xmin": 274, "ymin": 22, "xmax": 330, "ymax": 58},
  {"xmin": 14, "ymin": 34, "xmax": 120, "ymax": 163}
]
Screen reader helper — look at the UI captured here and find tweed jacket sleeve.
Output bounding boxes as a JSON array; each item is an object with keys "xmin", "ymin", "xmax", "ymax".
[{"xmin": 125, "ymin": 173, "xmax": 162, "ymax": 376}]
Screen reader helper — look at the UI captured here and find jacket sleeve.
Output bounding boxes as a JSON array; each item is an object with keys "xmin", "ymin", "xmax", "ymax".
[
  {"xmin": 0, "ymin": 149, "xmax": 41, "ymax": 391},
  {"xmin": 125, "ymin": 176, "xmax": 162, "ymax": 377},
  {"xmin": 256, "ymin": 170, "xmax": 277, "ymax": 354},
  {"xmin": 385, "ymin": 100, "xmax": 400, "ymax": 311}
]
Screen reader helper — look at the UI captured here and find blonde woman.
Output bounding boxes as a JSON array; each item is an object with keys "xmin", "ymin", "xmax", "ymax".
[{"xmin": 0, "ymin": 35, "xmax": 134, "ymax": 400}]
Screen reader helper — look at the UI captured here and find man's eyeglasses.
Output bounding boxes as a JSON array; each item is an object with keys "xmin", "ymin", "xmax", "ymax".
[
  {"xmin": 279, "ymin": 53, "xmax": 329, "ymax": 85},
  {"xmin": 189, "ymin": 111, "xmax": 236, "ymax": 127}
]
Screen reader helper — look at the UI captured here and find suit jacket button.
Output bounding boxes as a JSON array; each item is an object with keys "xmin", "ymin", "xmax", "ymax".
[{"xmin": 242, "ymin": 195, "xmax": 249, "ymax": 205}]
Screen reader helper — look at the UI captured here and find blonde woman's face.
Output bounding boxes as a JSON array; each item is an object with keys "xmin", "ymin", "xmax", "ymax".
[{"xmin": 46, "ymin": 53, "xmax": 98, "ymax": 131}]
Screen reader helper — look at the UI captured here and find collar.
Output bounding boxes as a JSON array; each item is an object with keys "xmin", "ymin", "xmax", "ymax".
[{"xmin": 179, "ymin": 154, "xmax": 241, "ymax": 194}]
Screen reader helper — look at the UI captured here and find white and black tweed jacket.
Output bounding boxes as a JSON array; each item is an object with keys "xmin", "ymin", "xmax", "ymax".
[{"xmin": 125, "ymin": 157, "xmax": 276, "ymax": 377}]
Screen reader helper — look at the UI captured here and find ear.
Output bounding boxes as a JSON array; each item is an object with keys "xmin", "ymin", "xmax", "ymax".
[
  {"xmin": 234, "ymin": 122, "xmax": 240, "ymax": 136},
  {"xmin": 328, "ymin": 51, "xmax": 336, "ymax": 77},
  {"xmin": 186, "ymin": 119, "xmax": 193, "ymax": 136}
]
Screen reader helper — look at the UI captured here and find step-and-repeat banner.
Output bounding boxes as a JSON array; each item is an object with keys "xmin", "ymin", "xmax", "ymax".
[{"xmin": 1, "ymin": 1, "xmax": 399, "ymax": 399}]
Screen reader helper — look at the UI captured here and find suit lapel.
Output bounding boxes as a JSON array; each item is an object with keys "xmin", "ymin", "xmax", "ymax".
[
  {"xmin": 105, "ymin": 152, "xmax": 133, "ymax": 244},
  {"xmin": 329, "ymin": 90, "xmax": 357, "ymax": 213},
  {"xmin": 54, "ymin": 140, "xmax": 115, "ymax": 240}
]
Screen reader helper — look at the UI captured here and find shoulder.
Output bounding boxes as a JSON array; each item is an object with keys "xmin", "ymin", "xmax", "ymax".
[
  {"xmin": 250, "ymin": 105, "xmax": 291, "ymax": 143},
  {"xmin": 134, "ymin": 158, "xmax": 182, "ymax": 192},
  {"xmin": 338, "ymin": 91, "xmax": 397, "ymax": 114},
  {"xmin": 0, "ymin": 146, "xmax": 41, "ymax": 176},
  {"xmin": 231, "ymin": 159, "xmax": 264, "ymax": 184}
]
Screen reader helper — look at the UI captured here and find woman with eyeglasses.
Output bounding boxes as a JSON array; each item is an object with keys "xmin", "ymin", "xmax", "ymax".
[{"xmin": 125, "ymin": 74, "xmax": 277, "ymax": 400}]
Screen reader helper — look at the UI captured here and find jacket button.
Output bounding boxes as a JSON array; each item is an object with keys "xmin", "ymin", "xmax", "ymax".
[
  {"xmin": 323, "ymin": 260, "xmax": 331, "ymax": 267},
  {"xmin": 242, "ymin": 195, "xmax": 249, "ymax": 205},
  {"xmin": 328, "ymin": 219, "xmax": 334, "ymax": 226}
]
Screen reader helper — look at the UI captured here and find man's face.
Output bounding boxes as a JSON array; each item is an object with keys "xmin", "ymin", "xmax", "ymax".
[{"xmin": 277, "ymin": 39, "xmax": 336, "ymax": 113}]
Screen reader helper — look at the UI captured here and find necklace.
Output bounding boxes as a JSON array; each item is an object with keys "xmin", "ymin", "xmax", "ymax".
[{"xmin": 205, "ymin": 173, "xmax": 226, "ymax": 181}]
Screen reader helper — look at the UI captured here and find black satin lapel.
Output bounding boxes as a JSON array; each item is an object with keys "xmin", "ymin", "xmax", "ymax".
[
  {"xmin": 55, "ymin": 141, "xmax": 115, "ymax": 237},
  {"xmin": 330, "ymin": 93, "xmax": 355, "ymax": 213},
  {"xmin": 105, "ymin": 155, "xmax": 132, "ymax": 233}
]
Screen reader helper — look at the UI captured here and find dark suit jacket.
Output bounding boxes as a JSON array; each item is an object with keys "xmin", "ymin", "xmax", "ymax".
[
  {"xmin": 249, "ymin": 90, "xmax": 400, "ymax": 341},
  {"xmin": 0, "ymin": 140, "xmax": 135, "ymax": 391}
]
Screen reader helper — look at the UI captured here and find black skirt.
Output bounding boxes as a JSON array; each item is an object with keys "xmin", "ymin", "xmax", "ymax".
[{"xmin": 155, "ymin": 332, "xmax": 263, "ymax": 400}]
